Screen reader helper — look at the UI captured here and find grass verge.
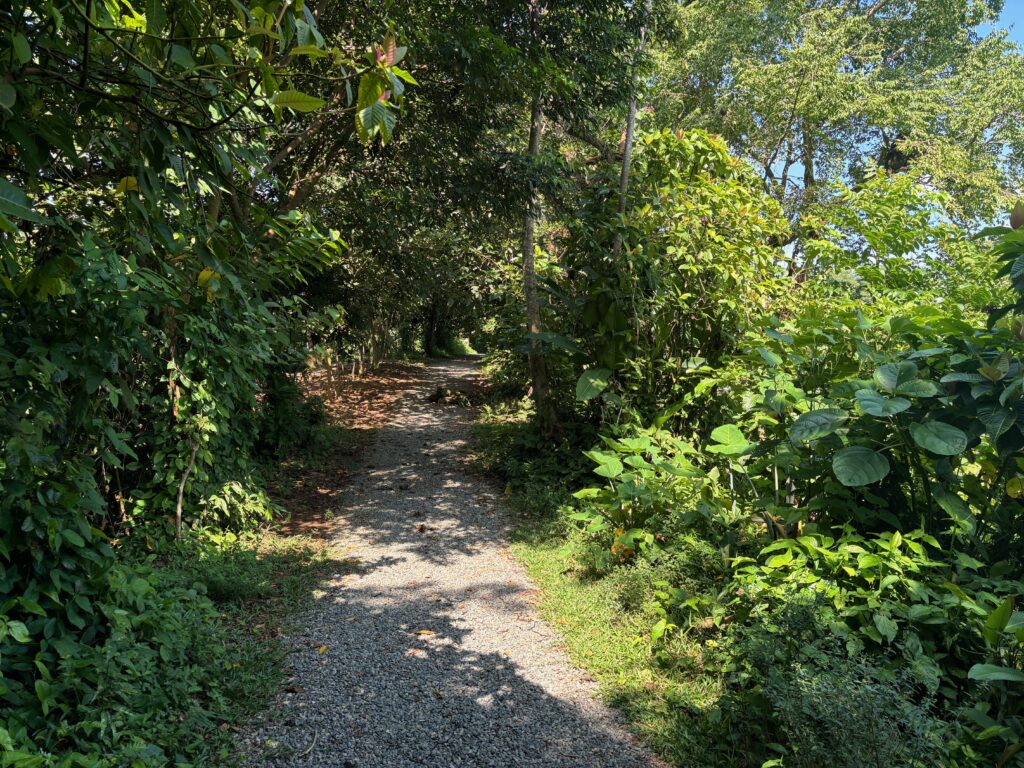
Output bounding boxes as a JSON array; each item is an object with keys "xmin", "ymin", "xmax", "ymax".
[
  {"xmin": 473, "ymin": 402, "xmax": 732, "ymax": 768},
  {"xmin": 154, "ymin": 529, "xmax": 344, "ymax": 764}
]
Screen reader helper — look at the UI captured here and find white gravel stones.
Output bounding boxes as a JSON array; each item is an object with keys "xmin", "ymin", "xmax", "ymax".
[{"xmin": 239, "ymin": 360, "xmax": 662, "ymax": 768}]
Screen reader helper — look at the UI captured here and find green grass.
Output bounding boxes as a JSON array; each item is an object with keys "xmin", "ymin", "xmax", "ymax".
[
  {"xmin": 155, "ymin": 529, "xmax": 346, "ymax": 762},
  {"xmin": 473, "ymin": 404, "xmax": 737, "ymax": 767},
  {"xmin": 509, "ymin": 520, "xmax": 731, "ymax": 767}
]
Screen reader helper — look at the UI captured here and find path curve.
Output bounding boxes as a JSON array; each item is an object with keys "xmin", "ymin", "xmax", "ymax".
[{"xmin": 241, "ymin": 360, "xmax": 661, "ymax": 768}]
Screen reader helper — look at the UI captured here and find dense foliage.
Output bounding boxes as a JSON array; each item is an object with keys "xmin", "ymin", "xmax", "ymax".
[{"xmin": 2, "ymin": 0, "xmax": 1024, "ymax": 765}]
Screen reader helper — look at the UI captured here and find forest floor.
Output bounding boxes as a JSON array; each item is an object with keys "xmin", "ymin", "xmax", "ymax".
[{"xmin": 240, "ymin": 359, "xmax": 662, "ymax": 768}]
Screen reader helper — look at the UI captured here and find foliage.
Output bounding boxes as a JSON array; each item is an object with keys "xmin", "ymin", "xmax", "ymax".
[
  {"xmin": 657, "ymin": 0, "xmax": 1024, "ymax": 222},
  {"xmin": 0, "ymin": 0, "xmax": 403, "ymax": 758},
  {"xmin": 528, "ymin": 129, "xmax": 790, "ymax": 423},
  {"xmin": 0, "ymin": 529, "xmax": 336, "ymax": 766}
]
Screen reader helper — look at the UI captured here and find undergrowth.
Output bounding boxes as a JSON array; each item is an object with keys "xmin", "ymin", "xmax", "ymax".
[{"xmin": 472, "ymin": 402, "xmax": 734, "ymax": 767}]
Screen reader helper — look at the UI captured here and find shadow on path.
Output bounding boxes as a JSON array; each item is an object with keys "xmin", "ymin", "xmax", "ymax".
[{"xmin": 241, "ymin": 360, "xmax": 661, "ymax": 768}]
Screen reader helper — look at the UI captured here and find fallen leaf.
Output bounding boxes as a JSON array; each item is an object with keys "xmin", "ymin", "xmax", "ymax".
[
  {"xmin": 414, "ymin": 629, "xmax": 435, "ymax": 636},
  {"xmin": 318, "ymin": 645, "xmax": 328, "ymax": 654}
]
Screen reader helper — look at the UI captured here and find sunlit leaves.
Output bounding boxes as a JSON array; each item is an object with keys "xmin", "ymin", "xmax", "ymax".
[
  {"xmin": 271, "ymin": 90, "xmax": 326, "ymax": 112},
  {"xmin": 576, "ymin": 368, "xmax": 611, "ymax": 401},
  {"xmin": 355, "ymin": 71, "xmax": 397, "ymax": 143},
  {"xmin": 707, "ymin": 424, "xmax": 752, "ymax": 455},
  {"xmin": 789, "ymin": 408, "xmax": 847, "ymax": 443}
]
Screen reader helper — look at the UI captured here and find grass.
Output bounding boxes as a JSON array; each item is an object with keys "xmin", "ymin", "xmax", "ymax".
[
  {"xmin": 155, "ymin": 528, "xmax": 346, "ymax": 761},
  {"xmin": 473, "ymin": 403, "xmax": 735, "ymax": 768}
]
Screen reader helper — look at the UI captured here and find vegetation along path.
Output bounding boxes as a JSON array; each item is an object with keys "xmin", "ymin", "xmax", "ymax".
[{"xmin": 241, "ymin": 359, "xmax": 661, "ymax": 768}]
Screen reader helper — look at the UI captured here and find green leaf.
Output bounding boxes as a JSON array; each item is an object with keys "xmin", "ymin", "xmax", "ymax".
[
  {"xmin": 757, "ymin": 346, "xmax": 783, "ymax": 367},
  {"xmin": 593, "ymin": 457, "xmax": 623, "ymax": 479},
  {"xmin": 146, "ymin": 0, "xmax": 166, "ymax": 34},
  {"xmin": 978, "ymin": 405, "xmax": 1016, "ymax": 438},
  {"xmin": 789, "ymin": 408, "xmax": 847, "ymax": 443},
  {"xmin": 895, "ymin": 379, "xmax": 940, "ymax": 397},
  {"xmin": 909, "ymin": 421, "xmax": 968, "ymax": 456},
  {"xmin": 941, "ymin": 371, "xmax": 984, "ymax": 383},
  {"xmin": 290, "ymin": 44, "xmax": 329, "ymax": 58},
  {"xmin": 832, "ymin": 447, "xmax": 890, "ymax": 486},
  {"xmin": 12, "ymin": 33, "xmax": 30, "ymax": 65},
  {"xmin": 576, "ymin": 368, "xmax": 611, "ymax": 401},
  {"xmin": 650, "ymin": 617, "xmax": 668, "ymax": 642},
  {"xmin": 7, "ymin": 621, "xmax": 30, "ymax": 643},
  {"xmin": 873, "ymin": 613, "xmax": 898, "ymax": 643},
  {"xmin": 529, "ymin": 332, "xmax": 583, "ymax": 356},
  {"xmin": 855, "ymin": 388, "xmax": 910, "ymax": 417},
  {"xmin": 873, "ymin": 361, "xmax": 918, "ymax": 393},
  {"xmin": 61, "ymin": 529, "xmax": 85, "ymax": 547},
  {"xmin": 391, "ymin": 66, "xmax": 418, "ymax": 85},
  {"xmin": 933, "ymin": 485, "xmax": 975, "ymax": 534},
  {"xmin": 358, "ymin": 101, "xmax": 397, "ymax": 143},
  {"xmin": 0, "ymin": 179, "xmax": 45, "ymax": 223},
  {"xmin": 707, "ymin": 424, "xmax": 752, "ymax": 455},
  {"xmin": 983, "ymin": 596, "xmax": 1015, "ymax": 646},
  {"xmin": 968, "ymin": 664, "xmax": 1024, "ymax": 683},
  {"xmin": 169, "ymin": 44, "xmax": 195, "ymax": 70},
  {"xmin": 0, "ymin": 81, "xmax": 15, "ymax": 110},
  {"xmin": 104, "ymin": 427, "xmax": 138, "ymax": 459},
  {"xmin": 271, "ymin": 90, "xmax": 327, "ymax": 112}
]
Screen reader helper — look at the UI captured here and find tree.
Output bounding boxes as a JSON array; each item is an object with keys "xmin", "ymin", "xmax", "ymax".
[{"xmin": 654, "ymin": 0, "xmax": 1024, "ymax": 225}]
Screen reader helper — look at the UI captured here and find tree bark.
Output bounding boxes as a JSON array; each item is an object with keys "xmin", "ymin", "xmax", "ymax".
[
  {"xmin": 612, "ymin": 96, "xmax": 638, "ymax": 256},
  {"xmin": 522, "ymin": 90, "xmax": 552, "ymax": 425},
  {"xmin": 612, "ymin": 0, "xmax": 650, "ymax": 257}
]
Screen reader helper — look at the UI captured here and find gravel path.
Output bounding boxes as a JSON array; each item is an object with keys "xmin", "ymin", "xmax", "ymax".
[{"xmin": 241, "ymin": 360, "xmax": 661, "ymax": 768}]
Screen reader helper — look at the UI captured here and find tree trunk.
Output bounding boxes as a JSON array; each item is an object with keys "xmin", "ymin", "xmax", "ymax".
[
  {"xmin": 424, "ymin": 302, "xmax": 438, "ymax": 357},
  {"xmin": 522, "ymin": 90, "xmax": 552, "ymax": 426},
  {"xmin": 611, "ymin": 97, "xmax": 638, "ymax": 257},
  {"xmin": 612, "ymin": 0, "xmax": 650, "ymax": 257}
]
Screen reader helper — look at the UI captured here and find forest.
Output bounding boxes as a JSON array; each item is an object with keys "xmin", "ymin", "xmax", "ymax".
[{"xmin": 1, "ymin": 0, "xmax": 1024, "ymax": 766}]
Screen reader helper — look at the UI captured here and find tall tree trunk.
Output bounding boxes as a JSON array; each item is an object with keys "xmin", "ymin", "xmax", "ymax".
[
  {"xmin": 612, "ymin": 0, "xmax": 650, "ymax": 256},
  {"xmin": 611, "ymin": 98, "xmax": 638, "ymax": 257},
  {"xmin": 522, "ymin": 90, "xmax": 552, "ymax": 425}
]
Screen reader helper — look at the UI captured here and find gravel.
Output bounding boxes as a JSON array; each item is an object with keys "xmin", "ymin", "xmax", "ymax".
[{"xmin": 239, "ymin": 360, "xmax": 663, "ymax": 768}]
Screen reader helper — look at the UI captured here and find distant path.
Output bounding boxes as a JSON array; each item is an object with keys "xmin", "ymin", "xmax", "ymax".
[{"xmin": 241, "ymin": 359, "xmax": 661, "ymax": 768}]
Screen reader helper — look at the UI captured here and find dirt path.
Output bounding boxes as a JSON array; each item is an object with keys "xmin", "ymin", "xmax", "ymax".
[{"xmin": 241, "ymin": 359, "xmax": 660, "ymax": 768}]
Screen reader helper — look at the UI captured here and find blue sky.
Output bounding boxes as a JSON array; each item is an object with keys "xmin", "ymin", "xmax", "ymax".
[{"xmin": 996, "ymin": 4, "xmax": 1024, "ymax": 44}]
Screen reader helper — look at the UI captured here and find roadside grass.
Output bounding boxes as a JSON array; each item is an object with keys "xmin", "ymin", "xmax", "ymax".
[
  {"xmin": 154, "ymin": 529, "xmax": 344, "ymax": 760},
  {"xmin": 473, "ymin": 403, "xmax": 735, "ymax": 768}
]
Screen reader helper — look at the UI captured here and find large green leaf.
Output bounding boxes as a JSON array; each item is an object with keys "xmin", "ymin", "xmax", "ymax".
[
  {"xmin": 832, "ymin": 447, "xmax": 890, "ymax": 486},
  {"xmin": 576, "ymin": 368, "xmax": 611, "ymax": 401},
  {"xmin": 873, "ymin": 361, "xmax": 918, "ymax": 393},
  {"xmin": 789, "ymin": 408, "xmax": 848, "ymax": 443},
  {"xmin": 983, "ymin": 596, "xmax": 1015, "ymax": 646},
  {"xmin": 357, "ymin": 100, "xmax": 397, "ymax": 143},
  {"xmin": 271, "ymin": 90, "xmax": 327, "ymax": 112},
  {"xmin": 0, "ymin": 179, "xmax": 45, "ymax": 224},
  {"xmin": 909, "ymin": 421, "xmax": 968, "ymax": 455},
  {"xmin": 895, "ymin": 379, "xmax": 939, "ymax": 397},
  {"xmin": 855, "ymin": 388, "xmax": 910, "ymax": 417},
  {"xmin": 585, "ymin": 450, "xmax": 623, "ymax": 479},
  {"xmin": 968, "ymin": 664, "xmax": 1024, "ymax": 683},
  {"xmin": 978, "ymin": 404, "xmax": 1016, "ymax": 438},
  {"xmin": 707, "ymin": 424, "xmax": 752, "ymax": 455}
]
